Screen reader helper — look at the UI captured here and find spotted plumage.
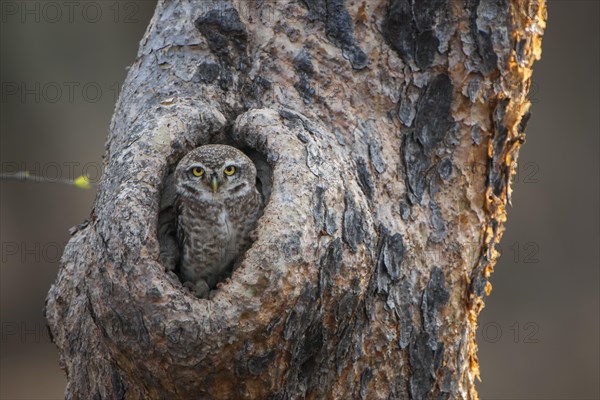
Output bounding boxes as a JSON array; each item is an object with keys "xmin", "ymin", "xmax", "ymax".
[{"xmin": 174, "ymin": 145, "xmax": 262, "ymax": 298}]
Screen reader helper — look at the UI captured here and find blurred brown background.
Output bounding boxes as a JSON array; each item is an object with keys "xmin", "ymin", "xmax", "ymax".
[{"xmin": 1, "ymin": 1, "xmax": 598, "ymax": 399}]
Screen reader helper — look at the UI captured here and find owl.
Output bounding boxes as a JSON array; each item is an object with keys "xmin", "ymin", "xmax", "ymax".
[{"xmin": 174, "ymin": 145, "xmax": 263, "ymax": 298}]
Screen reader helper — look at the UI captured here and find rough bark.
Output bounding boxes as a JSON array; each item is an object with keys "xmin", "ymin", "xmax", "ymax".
[{"xmin": 45, "ymin": 0, "xmax": 546, "ymax": 399}]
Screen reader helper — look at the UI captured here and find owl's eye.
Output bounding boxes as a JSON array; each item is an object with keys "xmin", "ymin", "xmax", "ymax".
[
  {"xmin": 224, "ymin": 165, "xmax": 236, "ymax": 176},
  {"xmin": 191, "ymin": 167, "xmax": 204, "ymax": 177}
]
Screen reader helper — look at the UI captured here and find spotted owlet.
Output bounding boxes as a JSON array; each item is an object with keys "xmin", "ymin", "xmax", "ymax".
[{"xmin": 174, "ymin": 145, "xmax": 262, "ymax": 298}]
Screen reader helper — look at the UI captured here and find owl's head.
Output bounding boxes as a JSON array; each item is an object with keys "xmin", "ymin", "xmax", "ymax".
[{"xmin": 175, "ymin": 144, "xmax": 257, "ymax": 203}]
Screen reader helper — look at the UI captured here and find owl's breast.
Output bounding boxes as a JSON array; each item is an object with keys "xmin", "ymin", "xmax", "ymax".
[
  {"xmin": 177, "ymin": 203, "xmax": 233, "ymax": 282},
  {"xmin": 217, "ymin": 208, "xmax": 237, "ymax": 259},
  {"xmin": 178, "ymin": 190, "xmax": 261, "ymax": 286},
  {"xmin": 199, "ymin": 206, "xmax": 236, "ymax": 258}
]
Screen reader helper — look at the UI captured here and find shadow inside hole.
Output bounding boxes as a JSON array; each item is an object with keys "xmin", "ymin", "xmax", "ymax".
[
  {"xmin": 241, "ymin": 146, "xmax": 273, "ymax": 207},
  {"xmin": 157, "ymin": 139, "xmax": 273, "ymax": 295}
]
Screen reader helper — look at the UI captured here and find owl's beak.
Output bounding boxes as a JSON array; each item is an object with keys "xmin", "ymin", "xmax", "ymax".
[{"xmin": 211, "ymin": 175, "xmax": 219, "ymax": 193}]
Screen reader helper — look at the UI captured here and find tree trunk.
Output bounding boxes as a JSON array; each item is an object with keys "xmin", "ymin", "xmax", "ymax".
[{"xmin": 45, "ymin": 0, "xmax": 546, "ymax": 398}]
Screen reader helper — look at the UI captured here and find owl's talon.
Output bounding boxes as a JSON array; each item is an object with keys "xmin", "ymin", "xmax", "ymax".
[{"xmin": 183, "ymin": 280, "xmax": 210, "ymax": 299}]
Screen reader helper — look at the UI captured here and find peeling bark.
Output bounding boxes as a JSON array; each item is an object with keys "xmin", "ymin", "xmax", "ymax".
[{"xmin": 45, "ymin": 0, "xmax": 546, "ymax": 399}]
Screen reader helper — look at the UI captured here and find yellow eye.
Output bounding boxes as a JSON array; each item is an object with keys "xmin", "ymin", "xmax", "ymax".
[
  {"xmin": 224, "ymin": 165, "xmax": 236, "ymax": 176},
  {"xmin": 191, "ymin": 167, "xmax": 204, "ymax": 177}
]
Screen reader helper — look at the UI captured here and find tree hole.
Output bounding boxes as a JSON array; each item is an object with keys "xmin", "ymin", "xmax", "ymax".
[{"xmin": 157, "ymin": 137, "xmax": 273, "ymax": 298}]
